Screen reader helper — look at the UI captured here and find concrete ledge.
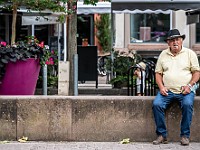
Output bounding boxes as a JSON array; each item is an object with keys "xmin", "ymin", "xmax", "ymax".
[{"xmin": 0, "ymin": 96, "xmax": 200, "ymax": 142}]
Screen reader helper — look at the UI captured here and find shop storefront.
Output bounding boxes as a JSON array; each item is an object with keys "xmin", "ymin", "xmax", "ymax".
[{"xmin": 112, "ymin": 0, "xmax": 200, "ymax": 55}]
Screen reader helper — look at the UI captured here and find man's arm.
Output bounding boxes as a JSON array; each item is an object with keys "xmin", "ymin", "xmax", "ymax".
[
  {"xmin": 155, "ymin": 73, "xmax": 164, "ymax": 89},
  {"xmin": 189, "ymin": 71, "xmax": 200, "ymax": 86},
  {"xmin": 155, "ymin": 72, "xmax": 168, "ymax": 96},
  {"xmin": 182, "ymin": 71, "xmax": 200, "ymax": 94}
]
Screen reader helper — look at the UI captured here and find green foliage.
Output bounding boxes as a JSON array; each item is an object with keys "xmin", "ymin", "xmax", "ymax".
[
  {"xmin": 107, "ymin": 50, "xmax": 139, "ymax": 87},
  {"xmin": 109, "ymin": 75, "xmax": 127, "ymax": 85},
  {"xmin": 0, "ymin": 0, "xmax": 71, "ymax": 22},
  {"xmin": 84, "ymin": 0, "xmax": 111, "ymax": 5},
  {"xmin": 36, "ymin": 49, "xmax": 58, "ymax": 88},
  {"xmin": 37, "ymin": 75, "xmax": 58, "ymax": 88},
  {"xmin": 0, "ymin": 0, "xmax": 75, "ymax": 43},
  {"xmin": 95, "ymin": 14, "xmax": 111, "ymax": 52},
  {"xmin": 109, "ymin": 50, "xmax": 136, "ymax": 75}
]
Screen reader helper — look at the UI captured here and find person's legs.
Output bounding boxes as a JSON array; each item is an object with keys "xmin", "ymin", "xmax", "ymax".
[
  {"xmin": 177, "ymin": 92, "xmax": 194, "ymax": 138},
  {"xmin": 152, "ymin": 91, "xmax": 173, "ymax": 138},
  {"xmin": 136, "ymin": 85, "xmax": 141, "ymax": 96}
]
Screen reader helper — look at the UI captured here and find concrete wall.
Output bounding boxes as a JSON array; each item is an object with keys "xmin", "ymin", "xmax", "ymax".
[{"xmin": 0, "ymin": 96, "xmax": 200, "ymax": 142}]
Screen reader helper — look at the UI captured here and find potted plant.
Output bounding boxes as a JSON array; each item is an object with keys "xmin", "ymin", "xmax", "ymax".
[
  {"xmin": 0, "ymin": 36, "xmax": 51, "ymax": 95},
  {"xmin": 107, "ymin": 50, "xmax": 141, "ymax": 88}
]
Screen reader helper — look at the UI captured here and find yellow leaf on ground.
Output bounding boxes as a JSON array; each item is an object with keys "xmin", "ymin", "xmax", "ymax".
[
  {"xmin": 0, "ymin": 141, "xmax": 9, "ymax": 144},
  {"xmin": 120, "ymin": 138, "xmax": 130, "ymax": 144},
  {"xmin": 22, "ymin": 136, "xmax": 28, "ymax": 141},
  {"xmin": 18, "ymin": 136, "xmax": 28, "ymax": 143}
]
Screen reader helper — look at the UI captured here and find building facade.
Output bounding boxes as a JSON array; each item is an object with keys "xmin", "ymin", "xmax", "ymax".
[{"xmin": 112, "ymin": 0, "xmax": 200, "ymax": 57}]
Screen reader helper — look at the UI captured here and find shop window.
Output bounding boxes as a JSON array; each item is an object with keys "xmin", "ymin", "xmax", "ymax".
[
  {"xmin": 196, "ymin": 23, "xmax": 200, "ymax": 43},
  {"xmin": 130, "ymin": 13, "xmax": 170, "ymax": 43},
  {"xmin": 15, "ymin": 16, "xmax": 49, "ymax": 44},
  {"xmin": 77, "ymin": 15, "xmax": 94, "ymax": 46}
]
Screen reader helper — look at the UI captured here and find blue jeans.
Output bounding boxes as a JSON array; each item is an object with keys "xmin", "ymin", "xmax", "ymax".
[{"xmin": 152, "ymin": 91, "xmax": 195, "ymax": 138}]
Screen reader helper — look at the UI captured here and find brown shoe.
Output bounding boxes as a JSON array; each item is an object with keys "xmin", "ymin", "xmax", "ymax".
[
  {"xmin": 181, "ymin": 136, "xmax": 189, "ymax": 146},
  {"xmin": 153, "ymin": 135, "xmax": 168, "ymax": 145}
]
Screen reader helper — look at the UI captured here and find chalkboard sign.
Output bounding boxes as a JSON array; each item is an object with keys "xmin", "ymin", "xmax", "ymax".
[{"xmin": 77, "ymin": 46, "xmax": 98, "ymax": 88}]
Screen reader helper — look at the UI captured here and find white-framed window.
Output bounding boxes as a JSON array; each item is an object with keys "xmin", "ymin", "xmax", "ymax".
[{"xmin": 130, "ymin": 12, "xmax": 171, "ymax": 43}]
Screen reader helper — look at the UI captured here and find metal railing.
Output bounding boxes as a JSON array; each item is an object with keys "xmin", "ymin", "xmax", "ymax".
[{"xmin": 127, "ymin": 60, "xmax": 158, "ymax": 96}]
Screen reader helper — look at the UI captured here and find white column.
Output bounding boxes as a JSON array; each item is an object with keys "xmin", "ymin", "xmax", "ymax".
[
  {"xmin": 114, "ymin": 14, "xmax": 125, "ymax": 49},
  {"xmin": 174, "ymin": 10, "xmax": 190, "ymax": 48}
]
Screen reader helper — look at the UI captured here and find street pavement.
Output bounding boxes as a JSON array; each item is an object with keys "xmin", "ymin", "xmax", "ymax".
[{"xmin": 1, "ymin": 141, "xmax": 200, "ymax": 150}]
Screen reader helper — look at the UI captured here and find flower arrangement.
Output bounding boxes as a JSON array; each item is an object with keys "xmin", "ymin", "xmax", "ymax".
[
  {"xmin": 36, "ymin": 49, "xmax": 58, "ymax": 88},
  {"xmin": 0, "ymin": 36, "xmax": 51, "ymax": 81},
  {"xmin": 45, "ymin": 50, "xmax": 56, "ymax": 65}
]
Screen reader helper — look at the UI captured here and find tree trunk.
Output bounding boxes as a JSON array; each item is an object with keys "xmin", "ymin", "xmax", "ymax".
[
  {"xmin": 67, "ymin": 13, "xmax": 77, "ymax": 95},
  {"xmin": 11, "ymin": 3, "xmax": 18, "ymax": 45}
]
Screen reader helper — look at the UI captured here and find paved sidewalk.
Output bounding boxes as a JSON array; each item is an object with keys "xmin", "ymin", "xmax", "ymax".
[
  {"xmin": 78, "ymin": 75, "xmax": 110, "ymax": 88},
  {"xmin": 0, "ymin": 142, "xmax": 200, "ymax": 150}
]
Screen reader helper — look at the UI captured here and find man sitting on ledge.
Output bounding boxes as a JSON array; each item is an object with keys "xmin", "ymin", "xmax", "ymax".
[{"xmin": 152, "ymin": 29, "xmax": 200, "ymax": 146}]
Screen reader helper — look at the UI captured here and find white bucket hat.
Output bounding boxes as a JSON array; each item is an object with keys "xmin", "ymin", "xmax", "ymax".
[{"xmin": 136, "ymin": 62, "xmax": 146, "ymax": 70}]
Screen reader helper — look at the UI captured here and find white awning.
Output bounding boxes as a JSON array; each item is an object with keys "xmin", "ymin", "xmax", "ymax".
[
  {"xmin": 113, "ymin": 9, "xmax": 171, "ymax": 14},
  {"xmin": 20, "ymin": 2, "xmax": 111, "ymax": 25},
  {"xmin": 22, "ymin": 16, "xmax": 60, "ymax": 25},
  {"xmin": 77, "ymin": 2, "xmax": 111, "ymax": 14},
  {"xmin": 112, "ymin": 0, "xmax": 200, "ymax": 13}
]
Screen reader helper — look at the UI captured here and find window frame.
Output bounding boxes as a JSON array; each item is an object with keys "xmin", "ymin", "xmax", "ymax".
[{"xmin": 129, "ymin": 10, "xmax": 172, "ymax": 43}]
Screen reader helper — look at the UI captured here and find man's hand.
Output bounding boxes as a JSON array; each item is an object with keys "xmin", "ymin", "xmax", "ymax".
[
  {"xmin": 160, "ymin": 87, "xmax": 168, "ymax": 96},
  {"xmin": 181, "ymin": 85, "xmax": 191, "ymax": 94}
]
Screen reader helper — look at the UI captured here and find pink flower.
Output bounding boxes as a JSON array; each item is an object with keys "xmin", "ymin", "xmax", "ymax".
[
  {"xmin": 45, "ymin": 57, "xmax": 54, "ymax": 65},
  {"xmin": 0, "ymin": 41, "xmax": 6, "ymax": 47},
  {"xmin": 38, "ymin": 41, "xmax": 44, "ymax": 48}
]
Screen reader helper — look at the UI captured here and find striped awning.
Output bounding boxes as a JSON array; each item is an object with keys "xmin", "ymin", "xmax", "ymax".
[{"xmin": 112, "ymin": 0, "xmax": 200, "ymax": 13}]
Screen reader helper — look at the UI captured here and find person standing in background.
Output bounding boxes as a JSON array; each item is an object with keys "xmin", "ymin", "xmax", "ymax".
[{"xmin": 134, "ymin": 61, "xmax": 146, "ymax": 96}]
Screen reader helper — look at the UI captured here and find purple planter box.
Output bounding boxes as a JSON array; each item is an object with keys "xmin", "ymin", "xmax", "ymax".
[{"xmin": 0, "ymin": 58, "xmax": 41, "ymax": 95}]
